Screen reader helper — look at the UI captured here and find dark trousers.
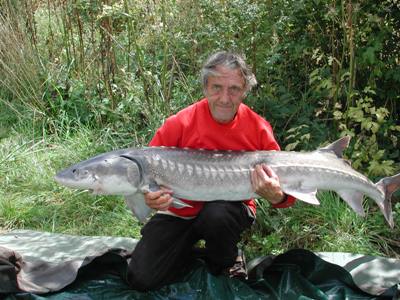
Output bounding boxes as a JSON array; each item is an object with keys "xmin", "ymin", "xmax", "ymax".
[{"xmin": 126, "ymin": 201, "xmax": 253, "ymax": 291}]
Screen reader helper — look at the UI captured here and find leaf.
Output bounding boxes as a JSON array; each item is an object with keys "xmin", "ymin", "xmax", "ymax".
[
  {"xmin": 362, "ymin": 47, "xmax": 377, "ymax": 64},
  {"xmin": 361, "ymin": 118, "xmax": 373, "ymax": 131},
  {"xmin": 367, "ymin": 160, "xmax": 395, "ymax": 177},
  {"xmin": 285, "ymin": 142, "xmax": 299, "ymax": 151},
  {"xmin": 370, "ymin": 122, "xmax": 380, "ymax": 134},
  {"xmin": 363, "ymin": 86, "xmax": 376, "ymax": 95},
  {"xmin": 309, "ymin": 68, "xmax": 321, "ymax": 84},
  {"xmin": 333, "ymin": 110, "xmax": 342, "ymax": 120}
]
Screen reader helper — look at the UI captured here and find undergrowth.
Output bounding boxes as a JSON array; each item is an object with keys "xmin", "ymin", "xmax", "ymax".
[
  {"xmin": 0, "ymin": 0, "xmax": 399, "ymax": 259},
  {"xmin": 1, "ymin": 105, "xmax": 399, "ymax": 258},
  {"xmin": 243, "ymin": 193, "xmax": 400, "ymax": 260}
]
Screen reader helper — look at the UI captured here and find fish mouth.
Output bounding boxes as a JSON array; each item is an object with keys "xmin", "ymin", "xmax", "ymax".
[{"xmin": 89, "ymin": 187, "xmax": 107, "ymax": 195}]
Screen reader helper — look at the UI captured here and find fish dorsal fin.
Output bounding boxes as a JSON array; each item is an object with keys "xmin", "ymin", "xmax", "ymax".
[{"xmin": 319, "ymin": 136, "xmax": 351, "ymax": 158}]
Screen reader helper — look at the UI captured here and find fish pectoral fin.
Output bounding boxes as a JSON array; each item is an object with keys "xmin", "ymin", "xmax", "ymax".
[
  {"xmin": 170, "ymin": 197, "xmax": 193, "ymax": 209},
  {"xmin": 124, "ymin": 193, "xmax": 153, "ymax": 223},
  {"xmin": 283, "ymin": 187, "xmax": 320, "ymax": 205},
  {"xmin": 337, "ymin": 190, "xmax": 365, "ymax": 216},
  {"xmin": 139, "ymin": 181, "xmax": 161, "ymax": 193},
  {"xmin": 139, "ymin": 185, "xmax": 151, "ymax": 193}
]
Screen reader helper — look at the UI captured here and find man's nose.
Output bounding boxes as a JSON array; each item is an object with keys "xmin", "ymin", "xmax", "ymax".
[{"xmin": 220, "ymin": 88, "xmax": 230, "ymax": 103}]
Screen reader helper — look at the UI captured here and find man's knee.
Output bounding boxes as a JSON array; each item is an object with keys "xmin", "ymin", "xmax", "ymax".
[
  {"xmin": 194, "ymin": 202, "xmax": 252, "ymax": 246},
  {"xmin": 198, "ymin": 201, "xmax": 246, "ymax": 227},
  {"xmin": 200, "ymin": 201, "xmax": 230, "ymax": 224}
]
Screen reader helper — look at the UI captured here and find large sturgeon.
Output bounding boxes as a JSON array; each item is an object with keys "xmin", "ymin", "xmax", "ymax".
[{"xmin": 55, "ymin": 136, "xmax": 400, "ymax": 227}]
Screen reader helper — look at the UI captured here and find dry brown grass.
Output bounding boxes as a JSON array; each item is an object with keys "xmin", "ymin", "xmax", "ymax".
[{"xmin": 0, "ymin": 4, "xmax": 44, "ymax": 115}]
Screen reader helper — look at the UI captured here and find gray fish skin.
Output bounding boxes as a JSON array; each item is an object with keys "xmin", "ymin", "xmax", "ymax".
[{"xmin": 54, "ymin": 137, "xmax": 399, "ymax": 227}]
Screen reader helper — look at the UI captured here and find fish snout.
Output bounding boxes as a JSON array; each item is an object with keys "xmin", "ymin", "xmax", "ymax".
[
  {"xmin": 54, "ymin": 169, "xmax": 70, "ymax": 184},
  {"xmin": 54, "ymin": 167, "xmax": 90, "ymax": 184}
]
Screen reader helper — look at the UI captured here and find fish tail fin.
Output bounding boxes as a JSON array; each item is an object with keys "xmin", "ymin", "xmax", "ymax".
[{"xmin": 375, "ymin": 173, "xmax": 400, "ymax": 228}]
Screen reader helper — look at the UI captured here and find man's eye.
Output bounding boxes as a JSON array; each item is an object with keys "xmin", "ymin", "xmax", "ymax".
[
  {"xmin": 212, "ymin": 85, "xmax": 222, "ymax": 92},
  {"xmin": 229, "ymin": 86, "xmax": 242, "ymax": 95}
]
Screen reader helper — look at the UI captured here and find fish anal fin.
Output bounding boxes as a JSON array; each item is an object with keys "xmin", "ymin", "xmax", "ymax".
[
  {"xmin": 124, "ymin": 193, "xmax": 153, "ymax": 223},
  {"xmin": 283, "ymin": 187, "xmax": 320, "ymax": 205},
  {"xmin": 337, "ymin": 190, "xmax": 365, "ymax": 216}
]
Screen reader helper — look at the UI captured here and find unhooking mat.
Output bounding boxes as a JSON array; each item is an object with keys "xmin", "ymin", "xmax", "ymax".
[{"xmin": 0, "ymin": 230, "xmax": 399, "ymax": 299}]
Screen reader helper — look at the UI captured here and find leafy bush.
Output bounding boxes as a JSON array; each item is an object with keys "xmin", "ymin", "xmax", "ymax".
[{"xmin": 0, "ymin": 0, "xmax": 399, "ymax": 258}]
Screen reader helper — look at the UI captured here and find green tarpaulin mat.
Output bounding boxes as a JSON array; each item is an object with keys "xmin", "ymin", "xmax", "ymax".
[{"xmin": 1, "ymin": 230, "xmax": 399, "ymax": 299}]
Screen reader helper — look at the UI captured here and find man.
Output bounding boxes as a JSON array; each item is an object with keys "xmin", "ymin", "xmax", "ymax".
[{"xmin": 126, "ymin": 51, "xmax": 295, "ymax": 291}]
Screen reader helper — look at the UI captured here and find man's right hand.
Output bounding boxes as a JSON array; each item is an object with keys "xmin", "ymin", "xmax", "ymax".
[{"xmin": 144, "ymin": 187, "xmax": 173, "ymax": 211}]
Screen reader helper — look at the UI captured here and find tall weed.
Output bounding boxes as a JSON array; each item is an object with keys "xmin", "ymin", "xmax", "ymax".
[
  {"xmin": 0, "ymin": 0, "xmax": 399, "ymax": 258},
  {"xmin": 0, "ymin": 5, "xmax": 44, "ymax": 117}
]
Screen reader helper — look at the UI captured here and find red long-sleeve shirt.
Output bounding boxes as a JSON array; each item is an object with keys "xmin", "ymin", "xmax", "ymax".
[{"xmin": 149, "ymin": 98, "xmax": 295, "ymax": 217}]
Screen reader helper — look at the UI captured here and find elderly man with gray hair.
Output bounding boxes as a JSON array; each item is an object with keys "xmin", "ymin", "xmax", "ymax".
[{"xmin": 126, "ymin": 51, "xmax": 295, "ymax": 291}]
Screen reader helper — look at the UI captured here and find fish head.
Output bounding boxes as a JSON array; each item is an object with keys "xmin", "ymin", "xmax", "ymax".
[{"xmin": 54, "ymin": 152, "xmax": 142, "ymax": 195}]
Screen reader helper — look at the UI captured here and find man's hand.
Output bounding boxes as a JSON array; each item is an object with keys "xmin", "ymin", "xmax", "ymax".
[
  {"xmin": 251, "ymin": 164, "xmax": 285, "ymax": 205},
  {"xmin": 144, "ymin": 187, "xmax": 173, "ymax": 210}
]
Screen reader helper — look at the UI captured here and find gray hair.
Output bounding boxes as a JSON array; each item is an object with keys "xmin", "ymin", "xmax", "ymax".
[{"xmin": 201, "ymin": 51, "xmax": 257, "ymax": 93}]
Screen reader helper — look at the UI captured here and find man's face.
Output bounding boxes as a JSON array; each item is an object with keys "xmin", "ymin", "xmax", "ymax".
[{"xmin": 205, "ymin": 65, "xmax": 246, "ymax": 124}]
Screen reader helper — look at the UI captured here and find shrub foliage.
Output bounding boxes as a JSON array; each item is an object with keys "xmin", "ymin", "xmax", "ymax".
[
  {"xmin": 1, "ymin": 0, "xmax": 398, "ymax": 175},
  {"xmin": 0, "ymin": 0, "xmax": 399, "ymax": 257}
]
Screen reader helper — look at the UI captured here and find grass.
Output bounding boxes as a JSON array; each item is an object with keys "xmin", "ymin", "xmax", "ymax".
[
  {"xmin": 0, "ymin": 9, "xmax": 44, "ymax": 115},
  {"xmin": 0, "ymin": 120, "xmax": 142, "ymax": 238},
  {"xmin": 1, "ymin": 110, "xmax": 399, "ymax": 260},
  {"xmin": 244, "ymin": 193, "xmax": 400, "ymax": 260},
  {"xmin": 0, "ymin": 1, "xmax": 398, "ymax": 269}
]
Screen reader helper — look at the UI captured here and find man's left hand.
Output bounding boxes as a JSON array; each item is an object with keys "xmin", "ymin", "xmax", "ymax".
[{"xmin": 251, "ymin": 164, "xmax": 285, "ymax": 205}]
